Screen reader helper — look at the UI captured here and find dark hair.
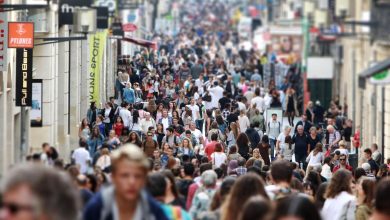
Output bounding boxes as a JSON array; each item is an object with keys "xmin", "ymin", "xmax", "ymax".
[
  {"xmin": 200, "ymin": 163, "xmax": 212, "ymax": 174},
  {"xmin": 354, "ymin": 168, "xmax": 367, "ymax": 180},
  {"xmin": 216, "ymin": 115, "xmax": 225, "ymax": 125},
  {"xmin": 214, "ymin": 168, "xmax": 224, "ymax": 179},
  {"xmin": 215, "ymin": 143, "xmax": 223, "ymax": 152},
  {"xmin": 363, "ymin": 148, "xmax": 372, "ymax": 156},
  {"xmin": 274, "ymin": 195, "xmax": 321, "ymax": 220},
  {"xmin": 162, "ymin": 170, "xmax": 180, "ymax": 198},
  {"xmin": 271, "ymin": 160, "xmax": 293, "ymax": 183},
  {"xmin": 375, "ymin": 178, "xmax": 390, "ymax": 216},
  {"xmin": 236, "ymin": 133, "xmax": 249, "ymax": 149},
  {"xmin": 85, "ymin": 174, "xmax": 98, "ymax": 193},
  {"xmin": 183, "ymin": 163, "xmax": 195, "ymax": 176},
  {"xmin": 146, "ymin": 172, "xmax": 167, "ymax": 199},
  {"xmin": 211, "ymin": 133, "xmax": 218, "ymax": 141},
  {"xmin": 285, "ymin": 135, "xmax": 292, "ymax": 149},
  {"xmin": 324, "ymin": 156, "xmax": 332, "ymax": 164},
  {"xmin": 239, "ymin": 196, "xmax": 272, "ymax": 220},
  {"xmin": 222, "ymin": 173, "xmax": 269, "ymax": 220},
  {"xmin": 261, "ymin": 135, "xmax": 269, "ymax": 143},
  {"xmin": 325, "ymin": 169, "xmax": 353, "ymax": 198},
  {"xmin": 360, "ymin": 178, "xmax": 375, "ymax": 208},
  {"xmin": 315, "ymin": 182, "xmax": 329, "ymax": 209}
]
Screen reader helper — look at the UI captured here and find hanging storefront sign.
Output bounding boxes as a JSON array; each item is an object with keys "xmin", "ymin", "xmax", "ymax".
[
  {"xmin": 122, "ymin": 23, "xmax": 137, "ymax": 32},
  {"xmin": 0, "ymin": 7, "xmax": 7, "ymax": 71},
  {"xmin": 89, "ymin": 30, "xmax": 107, "ymax": 104},
  {"xmin": 95, "ymin": 0, "xmax": 116, "ymax": 17},
  {"xmin": 370, "ymin": 69, "xmax": 390, "ymax": 85},
  {"xmin": 95, "ymin": 7, "xmax": 109, "ymax": 29},
  {"xmin": 59, "ymin": 0, "xmax": 93, "ymax": 26},
  {"xmin": 31, "ymin": 79, "xmax": 43, "ymax": 126},
  {"xmin": 8, "ymin": 22, "xmax": 34, "ymax": 48},
  {"xmin": 15, "ymin": 48, "xmax": 33, "ymax": 106},
  {"xmin": 111, "ymin": 22, "xmax": 124, "ymax": 36}
]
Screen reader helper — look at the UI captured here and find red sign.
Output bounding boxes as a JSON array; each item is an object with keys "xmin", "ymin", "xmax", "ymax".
[
  {"xmin": 122, "ymin": 23, "xmax": 138, "ymax": 32},
  {"xmin": 8, "ymin": 22, "xmax": 34, "ymax": 48}
]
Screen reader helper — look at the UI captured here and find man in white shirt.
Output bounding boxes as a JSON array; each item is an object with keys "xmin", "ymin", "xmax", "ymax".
[
  {"xmin": 159, "ymin": 110, "xmax": 172, "ymax": 132},
  {"xmin": 237, "ymin": 96, "xmax": 247, "ymax": 111},
  {"xmin": 189, "ymin": 122, "xmax": 203, "ymax": 145},
  {"xmin": 251, "ymin": 88, "xmax": 265, "ymax": 113},
  {"xmin": 187, "ymin": 98, "xmax": 200, "ymax": 122},
  {"xmin": 118, "ymin": 103, "xmax": 131, "ymax": 128},
  {"xmin": 72, "ymin": 138, "xmax": 91, "ymax": 174},
  {"xmin": 208, "ymin": 81, "xmax": 224, "ymax": 109},
  {"xmin": 140, "ymin": 112, "xmax": 156, "ymax": 134}
]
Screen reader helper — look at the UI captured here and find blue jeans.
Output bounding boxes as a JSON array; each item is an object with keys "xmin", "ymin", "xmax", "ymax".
[
  {"xmin": 269, "ymin": 138, "xmax": 276, "ymax": 160},
  {"xmin": 196, "ymin": 119, "xmax": 204, "ymax": 133}
]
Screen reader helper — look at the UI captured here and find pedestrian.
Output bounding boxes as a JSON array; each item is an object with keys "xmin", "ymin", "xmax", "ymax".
[{"xmin": 72, "ymin": 138, "xmax": 91, "ymax": 174}]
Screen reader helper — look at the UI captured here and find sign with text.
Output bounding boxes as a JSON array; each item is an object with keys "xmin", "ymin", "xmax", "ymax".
[
  {"xmin": 118, "ymin": 0, "xmax": 139, "ymax": 9},
  {"xmin": 0, "ymin": 2, "xmax": 8, "ymax": 71},
  {"xmin": 31, "ymin": 79, "xmax": 43, "ymax": 126},
  {"xmin": 95, "ymin": 7, "xmax": 109, "ymax": 29},
  {"xmin": 89, "ymin": 30, "xmax": 107, "ymax": 104},
  {"xmin": 8, "ymin": 22, "xmax": 34, "ymax": 48},
  {"xmin": 15, "ymin": 48, "xmax": 33, "ymax": 106},
  {"xmin": 59, "ymin": 0, "xmax": 93, "ymax": 26}
]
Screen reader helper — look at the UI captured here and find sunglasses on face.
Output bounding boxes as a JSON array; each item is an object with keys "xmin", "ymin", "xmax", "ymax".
[
  {"xmin": 340, "ymin": 158, "xmax": 346, "ymax": 161},
  {"xmin": 0, "ymin": 202, "xmax": 34, "ymax": 215}
]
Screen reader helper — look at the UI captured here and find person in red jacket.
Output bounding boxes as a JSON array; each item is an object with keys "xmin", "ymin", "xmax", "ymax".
[
  {"xmin": 204, "ymin": 133, "xmax": 222, "ymax": 161},
  {"xmin": 332, "ymin": 154, "xmax": 352, "ymax": 173}
]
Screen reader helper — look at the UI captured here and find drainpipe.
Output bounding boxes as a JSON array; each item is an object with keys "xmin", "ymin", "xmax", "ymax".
[{"xmin": 381, "ymin": 86, "xmax": 385, "ymax": 163}]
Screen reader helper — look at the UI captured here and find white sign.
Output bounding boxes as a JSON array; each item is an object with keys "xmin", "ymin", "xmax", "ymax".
[
  {"xmin": 31, "ymin": 80, "xmax": 43, "ymax": 126},
  {"xmin": 307, "ymin": 57, "xmax": 335, "ymax": 79}
]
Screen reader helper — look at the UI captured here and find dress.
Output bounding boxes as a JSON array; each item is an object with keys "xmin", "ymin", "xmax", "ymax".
[{"xmin": 287, "ymin": 95, "xmax": 295, "ymax": 113}]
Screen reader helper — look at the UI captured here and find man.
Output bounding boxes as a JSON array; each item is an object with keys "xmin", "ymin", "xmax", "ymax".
[
  {"xmin": 364, "ymin": 148, "xmax": 379, "ymax": 175},
  {"xmin": 208, "ymin": 81, "xmax": 224, "ymax": 109},
  {"xmin": 276, "ymin": 125, "xmax": 292, "ymax": 154},
  {"xmin": 109, "ymin": 96, "xmax": 118, "ymax": 113},
  {"xmin": 267, "ymin": 113, "xmax": 281, "ymax": 160},
  {"xmin": 250, "ymin": 69, "xmax": 262, "ymax": 82},
  {"xmin": 370, "ymin": 178, "xmax": 390, "ymax": 220},
  {"xmin": 325, "ymin": 125, "xmax": 341, "ymax": 152},
  {"xmin": 251, "ymin": 88, "xmax": 265, "ymax": 113},
  {"xmin": 313, "ymin": 100, "xmax": 325, "ymax": 125},
  {"xmin": 371, "ymin": 143, "xmax": 382, "ymax": 165},
  {"xmin": 266, "ymin": 160, "xmax": 294, "ymax": 200},
  {"xmin": 186, "ymin": 163, "xmax": 212, "ymax": 210},
  {"xmin": 236, "ymin": 96, "xmax": 246, "ymax": 111},
  {"xmin": 332, "ymin": 154, "xmax": 353, "ymax": 172},
  {"xmin": 140, "ymin": 112, "xmax": 156, "ymax": 134},
  {"xmin": 158, "ymin": 110, "xmax": 173, "ymax": 132},
  {"xmin": 204, "ymin": 133, "xmax": 219, "ymax": 160},
  {"xmin": 294, "ymin": 114, "xmax": 312, "ymax": 134},
  {"xmin": 0, "ymin": 164, "xmax": 80, "ymax": 220},
  {"xmin": 161, "ymin": 128, "xmax": 180, "ymax": 153},
  {"xmin": 218, "ymin": 91, "xmax": 231, "ymax": 111},
  {"xmin": 142, "ymin": 132, "xmax": 159, "ymax": 158},
  {"xmin": 292, "ymin": 125, "xmax": 309, "ymax": 169},
  {"xmin": 235, "ymin": 158, "xmax": 247, "ymax": 176},
  {"xmin": 187, "ymin": 98, "xmax": 200, "ymax": 122},
  {"xmin": 189, "ymin": 122, "xmax": 203, "ymax": 145},
  {"xmin": 181, "ymin": 130, "xmax": 198, "ymax": 147},
  {"xmin": 172, "ymin": 117, "xmax": 185, "ymax": 135},
  {"xmin": 40, "ymin": 142, "xmax": 50, "ymax": 165},
  {"xmin": 196, "ymin": 97, "xmax": 205, "ymax": 132},
  {"xmin": 77, "ymin": 174, "xmax": 94, "ymax": 206},
  {"xmin": 176, "ymin": 163, "xmax": 195, "ymax": 202},
  {"xmin": 72, "ymin": 138, "xmax": 91, "ymax": 174},
  {"xmin": 191, "ymin": 60, "xmax": 203, "ymax": 79},
  {"xmin": 84, "ymin": 144, "xmax": 169, "ymax": 220},
  {"xmin": 119, "ymin": 102, "xmax": 131, "ymax": 129}
]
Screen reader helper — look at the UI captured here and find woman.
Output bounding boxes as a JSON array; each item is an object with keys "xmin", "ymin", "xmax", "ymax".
[
  {"xmin": 274, "ymin": 195, "xmax": 322, "ymax": 220},
  {"xmin": 355, "ymin": 178, "xmax": 375, "ymax": 220},
  {"xmin": 96, "ymin": 148, "xmax": 111, "ymax": 172},
  {"xmin": 246, "ymin": 148, "xmax": 264, "ymax": 169},
  {"xmin": 322, "ymin": 169, "xmax": 357, "ymax": 220},
  {"xmin": 280, "ymin": 135, "xmax": 294, "ymax": 161},
  {"xmin": 168, "ymin": 102, "xmax": 177, "ymax": 118},
  {"xmin": 95, "ymin": 115, "xmax": 106, "ymax": 138},
  {"xmin": 177, "ymin": 138, "xmax": 194, "ymax": 158},
  {"xmin": 154, "ymin": 103, "xmax": 164, "ymax": 122},
  {"xmin": 127, "ymin": 131, "xmax": 142, "ymax": 147},
  {"xmin": 236, "ymin": 133, "xmax": 251, "ymax": 160},
  {"xmin": 122, "ymin": 82, "xmax": 135, "ymax": 104},
  {"xmin": 163, "ymin": 170, "xmax": 186, "ymax": 209},
  {"xmin": 227, "ymin": 145, "xmax": 241, "ymax": 162},
  {"xmin": 87, "ymin": 126, "xmax": 104, "ymax": 157},
  {"xmin": 257, "ymin": 135, "xmax": 271, "ymax": 166},
  {"xmin": 182, "ymin": 107, "xmax": 193, "ymax": 129},
  {"xmin": 211, "ymin": 143, "xmax": 227, "ymax": 168},
  {"xmin": 107, "ymin": 130, "xmax": 121, "ymax": 149},
  {"xmin": 205, "ymin": 109, "xmax": 214, "ymax": 135},
  {"xmin": 308, "ymin": 126, "xmax": 321, "ymax": 152},
  {"xmin": 102, "ymin": 102, "xmax": 115, "ymax": 136},
  {"xmin": 306, "ymin": 143, "xmax": 324, "ymax": 168},
  {"xmin": 227, "ymin": 122, "xmax": 239, "ymax": 148},
  {"xmin": 237, "ymin": 109, "xmax": 250, "ymax": 133},
  {"xmin": 129, "ymin": 110, "xmax": 142, "ymax": 135},
  {"xmin": 221, "ymin": 173, "xmax": 269, "ymax": 220},
  {"xmin": 155, "ymin": 123, "xmax": 165, "ymax": 148},
  {"xmin": 239, "ymin": 196, "xmax": 272, "ymax": 220},
  {"xmin": 142, "ymin": 131, "xmax": 158, "ymax": 158},
  {"xmin": 208, "ymin": 121, "xmax": 225, "ymax": 142},
  {"xmin": 172, "ymin": 111, "xmax": 184, "ymax": 126},
  {"xmin": 306, "ymin": 101, "xmax": 315, "ymax": 123},
  {"xmin": 87, "ymin": 102, "xmax": 99, "ymax": 127},
  {"xmin": 216, "ymin": 115, "xmax": 227, "ymax": 134},
  {"xmin": 113, "ymin": 116, "xmax": 124, "ymax": 137},
  {"xmin": 285, "ymin": 87, "xmax": 298, "ymax": 127},
  {"xmin": 79, "ymin": 118, "xmax": 90, "ymax": 139}
]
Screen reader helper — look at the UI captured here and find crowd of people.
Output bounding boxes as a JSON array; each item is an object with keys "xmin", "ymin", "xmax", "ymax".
[{"xmin": 2, "ymin": 1, "xmax": 390, "ymax": 220}]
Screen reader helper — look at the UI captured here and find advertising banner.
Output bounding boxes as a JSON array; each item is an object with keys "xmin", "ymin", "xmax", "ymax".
[
  {"xmin": 8, "ymin": 22, "xmax": 34, "ymax": 48},
  {"xmin": 59, "ymin": 0, "xmax": 93, "ymax": 26},
  {"xmin": 0, "ymin": 3, "xmax": 7, "ymax": 71},
  {"xmin": 15, "ymin": 48, "xmax": 33, "ymax": 106},
  {"xmin": 89, "ymin": 30, "xmax": 107, "ymax": 104},
  {"xmin": 31, "ymin": 79, "xmax": 43, "ymax": 126}
]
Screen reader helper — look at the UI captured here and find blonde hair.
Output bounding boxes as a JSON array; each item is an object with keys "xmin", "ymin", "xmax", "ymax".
[{"xmin": 111, "ymin": 144, "xmax": 149, "ymax": 173}]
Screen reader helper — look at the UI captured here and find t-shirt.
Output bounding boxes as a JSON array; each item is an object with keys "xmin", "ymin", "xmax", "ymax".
[
  {"xmin": 211, "ymin": 152, "xmax": 227, "ymax": 168},
  {"xmin": 251, "ymin": 96, "xmax": 265, "ymax": 112},
  {"xmin": 238, "ymin": 115, "xmax": 250, "ymax": 133},
  {"xmin": 72, "ymin": 148, "xmax": 91, "ymax": 174},
  {"xmin": 293, "ymin": 134, "xmax": 309, "ymax": 156},
  {"xmin": 187, "ymin": 104, "xmax": 200, "ymax": 121},
  {"xmin": 204, "ymin": 141, "xmax": 218, "ymax": 160}
]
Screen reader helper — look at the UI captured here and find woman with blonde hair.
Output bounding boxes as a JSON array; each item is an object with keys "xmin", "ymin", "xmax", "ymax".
[
  {"xmin": 96, "ymin": 148, "xmax": 111, "ymax": 171},
  {"xmin": 177, "ymin": 137, "xmax": 194, "ymax": 157}
]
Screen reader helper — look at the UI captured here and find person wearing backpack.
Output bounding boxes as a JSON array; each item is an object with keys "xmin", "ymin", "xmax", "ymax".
[{"xmin": 267, "ymin": 113, "xmax": 281, "ymax": 160}]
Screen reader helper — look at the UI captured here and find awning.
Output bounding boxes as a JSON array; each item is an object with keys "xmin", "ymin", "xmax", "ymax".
[
  {"xmin": 359, "ymin": 58, "xmax": 390, "ymax": 88},
  {"xmin": 121, "ymin": 37, "xmax": 158, "ymax": 50}
]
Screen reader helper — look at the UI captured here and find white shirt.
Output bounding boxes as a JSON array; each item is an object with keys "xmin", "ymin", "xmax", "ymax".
[
  {"xmin": 322, "ymin": 191, "xmax": 356, "ymax": 220},
  {"xmin": 187, "ymin": 104, "xmax": 200, "ymax": 121},
  {"xmin": 103, "ymin": 108, "xmax": 111, "ymax": 123},
  {"xmin": 238, "ymin": 115, "xmax": 250, "ymax": 133},
  {"xmin": 306, "ymin": 151, "xmax": 324, "ymax": 167},
  {"xmin": 191, "ymin": 129, "xmax": 202, "ymax": 142},
  {"xmin": 211, "ymin": 152, "xmax": 227, "ymax": 168},
  {"xmin": 251, "ymin": 96, "xmax": 265, "ymax": 112},
  {"xmin": 161, "ymin": 117, "xmax": 170, "ymax": 132},
  {"xmin": 237, "ymin": 101, "xmax": 246, "ymax": 111},
  {"xmin": 96, "ymin": 155, "xmax": 111, "ymax": 170},
  {"xmin": 72, "ymin": 148, "xmax": 91, "ymax": 174},
  {"xmin": 277, "ymin": 133, "xmax": 287, "ymax": 145},
  {"xmin": 140, "ymin": 118, "xmax": 156, "ymax": 134},
  {"xmin": 119, "ymin": 108, "xmax": 131, "ymax": 127},
  {"xmin": 209, "ymin": 86, "xmax": 224, "ymax": 109}
]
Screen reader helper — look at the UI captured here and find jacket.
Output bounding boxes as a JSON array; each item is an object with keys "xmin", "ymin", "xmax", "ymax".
[
  {"xmin": 83, "ymin": 186, "xmax": 168, "ymax": 220},
  {"xmin": 123, "ymin": 88, "xmax": 135, "ymax": 104}
]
